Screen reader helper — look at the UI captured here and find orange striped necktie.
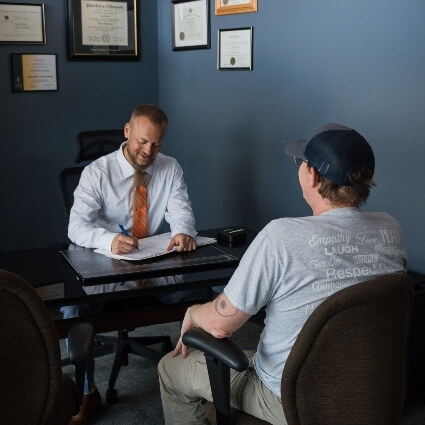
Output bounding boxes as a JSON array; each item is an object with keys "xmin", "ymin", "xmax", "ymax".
[{"xmin": 132, "ymin": 170, "xmax": 148, "ymax": 239}]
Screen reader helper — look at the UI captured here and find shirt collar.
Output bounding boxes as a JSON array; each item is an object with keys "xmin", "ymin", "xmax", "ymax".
[{"xmin": 320, "ymin": 206, "xmax": 361, "ymax": 216}]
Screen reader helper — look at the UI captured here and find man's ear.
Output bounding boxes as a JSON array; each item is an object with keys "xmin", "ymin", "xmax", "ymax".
[
  {"xmin": 123, "ymin": 122, "xmax": 130, "ymax": 139},
  {"xmin": 309, "ymin": 166, "xmax": 321, "ymax": 188}
]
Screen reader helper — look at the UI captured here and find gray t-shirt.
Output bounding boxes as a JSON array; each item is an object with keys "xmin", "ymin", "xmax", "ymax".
[{"xmin": 224, "ymin": 207, "xmax": 407, "ymax": 397}]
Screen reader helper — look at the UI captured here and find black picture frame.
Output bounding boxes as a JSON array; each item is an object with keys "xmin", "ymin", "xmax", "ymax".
[
  {"xmin": 66, "ymin": 0, "xmax": 139, "ymax": 60},
  {"xmin": 0, "ymin": 2, "xmax": 46, "ymax": 44},
  {"xmin": 172, "ymin": 0, "xmax": 210, "ymax": 51},
  {"xmin": 218, "ymin": 26, "xmax": 253, "ymax": 71}
]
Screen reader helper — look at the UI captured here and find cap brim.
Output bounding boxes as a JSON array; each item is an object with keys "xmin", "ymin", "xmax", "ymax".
[{"xmin": 284, "ymin": 139, "xmax": 308, "ymax": 160}]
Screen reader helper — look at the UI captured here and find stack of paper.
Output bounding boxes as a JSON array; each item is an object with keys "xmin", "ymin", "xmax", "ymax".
[{"xmin": 94, "ymin": 232, "xmax": 216, "ymax": 261}]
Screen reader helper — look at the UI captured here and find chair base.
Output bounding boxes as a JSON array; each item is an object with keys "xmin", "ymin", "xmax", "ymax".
[
  {"xmin": 62, "ymin": 329, "xmax": 172, "ymax": 403},
  {"xmin": 105, "ymin": 329, "xmax": 172, "ymax": 402}
]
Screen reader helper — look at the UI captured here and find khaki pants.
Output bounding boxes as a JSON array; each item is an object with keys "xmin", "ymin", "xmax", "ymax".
[{"xmin": 158, "ymin": 349, "xmax": 287, "ymax": 425}]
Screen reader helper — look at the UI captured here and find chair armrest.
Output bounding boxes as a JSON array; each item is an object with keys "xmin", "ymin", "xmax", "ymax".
[
  {"xmin": 183, "ymin": 328, "xmax": 249, "ymax": 424},
  {"xmin": 183, "ymin": 328, "xmax": 249, "ymax": 372}
]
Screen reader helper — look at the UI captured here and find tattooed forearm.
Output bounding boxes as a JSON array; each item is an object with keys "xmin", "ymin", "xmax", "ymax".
[{"xmin": 214, "ymin": 295, "xmax": 238, "ymax": 317}]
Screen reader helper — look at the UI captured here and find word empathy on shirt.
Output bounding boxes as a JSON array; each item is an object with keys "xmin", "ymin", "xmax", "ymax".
[
  {"xmin": 309, "ymin": 228, "xmax": 402, "ymax": 249},
  {"xmin": 308, "ymin": 233, "xmax": 350, "ymax": 247}
]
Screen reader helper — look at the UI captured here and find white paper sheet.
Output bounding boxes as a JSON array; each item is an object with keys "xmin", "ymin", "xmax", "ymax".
[{"xmin": 94, "ymin": 232, "xmax": 216, "ymax": 261}]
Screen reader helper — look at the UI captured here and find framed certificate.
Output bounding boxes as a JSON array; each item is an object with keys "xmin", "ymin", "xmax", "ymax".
[
  {"xmin": 0, "ymin": 2, "xmax": 46, "ymax": 44},
  {"xmin": 66, "ymin": 0, "xmax": 139, "ymax": 60},
  {"xmin": 218, "ymin": 27, "xmax": 253, "ymax": 70},
  {"xmin": 215, "ymin": 0, "xmax": 257, "ymax": 16},
  {"xmin": 11, "ymin": 53, "xmax": 58, "ymax": 92},
  {"xmin": 172, "ymin": 0, "xmax": 210, "ymax": 51}
]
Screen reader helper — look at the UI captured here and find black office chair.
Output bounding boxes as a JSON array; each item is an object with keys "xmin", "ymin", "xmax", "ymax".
[
  {"xmin": 59, "ymin": 166, "xmax": 85, "ymax": 217},
  {"xmin": 59, "ymin": 130, "xmax": 173, "ymax": 403},
  {"xmin": 183, "ymin": 273, "xmax": 412, "ymax": 425},
  {"xmin": 0, "ymin": 269, "xmax": 94, "ymax": 425},
  {"xmin": 59, "ymin": 130, "xmax": 123, "ymax": 218},
  {"xmin": 75, "ymin": 129, "xmax": 124, "ymax": 163}
]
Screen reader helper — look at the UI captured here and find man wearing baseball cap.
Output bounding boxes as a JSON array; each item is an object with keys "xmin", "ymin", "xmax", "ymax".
[{"xmin": 158, "ymin": 123, "xmax": 408, "ymax": 425}]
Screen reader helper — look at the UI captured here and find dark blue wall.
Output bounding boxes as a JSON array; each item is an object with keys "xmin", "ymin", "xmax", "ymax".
[
  {"xmin": 157, "ymin": 0, "xmax": 425, "ymax": 273},
  {"xmin": 0, "ymin": 0, "xmax": 158, "ymax": 249},
  {"xmin": 1, "ymin": 1, "xmax": 424, "ymax": 274}
]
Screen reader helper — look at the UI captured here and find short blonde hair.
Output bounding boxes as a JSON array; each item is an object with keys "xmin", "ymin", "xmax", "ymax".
[{"xmin": 130, "ymin": 104, "xmax": 168, "ymax": 127}]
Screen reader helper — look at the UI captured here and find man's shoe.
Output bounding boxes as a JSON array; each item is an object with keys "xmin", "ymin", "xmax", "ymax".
[{"xmin": 68, "ymin": 388, "xmax": 102, "ymax": 425}]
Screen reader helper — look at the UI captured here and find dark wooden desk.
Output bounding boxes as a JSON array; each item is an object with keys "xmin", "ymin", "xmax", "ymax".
[{"xmin": 0, "ymin": 227, "xmax": 254, "ymax": 338}]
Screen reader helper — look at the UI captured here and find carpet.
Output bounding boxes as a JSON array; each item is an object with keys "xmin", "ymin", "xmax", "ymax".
[{"xmin": 61, "ymin": 319, "xmax": 263, "ymax": 425}]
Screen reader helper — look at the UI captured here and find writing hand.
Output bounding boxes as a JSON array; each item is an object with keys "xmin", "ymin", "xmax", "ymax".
[
  {"xmin": 166, "ymin": 234, "xmax": 197, "ymax": 252},
  {"xmin": 111, "ymin": 233, "xmax": 139, "ymax": 254}
]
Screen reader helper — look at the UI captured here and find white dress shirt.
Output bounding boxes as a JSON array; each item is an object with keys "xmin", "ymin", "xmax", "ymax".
[{"xmin": 68, "ymin": 143, "xmax": 196, "ymax": 251}]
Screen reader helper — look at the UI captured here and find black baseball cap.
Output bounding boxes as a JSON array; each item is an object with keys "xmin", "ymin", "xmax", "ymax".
[{"xmin": 284, "ymin": 123, "xmax": 375, "ymax": 186}]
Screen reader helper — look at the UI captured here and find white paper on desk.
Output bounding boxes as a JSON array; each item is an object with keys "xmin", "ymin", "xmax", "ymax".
[{"xmin": 94, "ymin": 232, "xmax": 216, "ymax": 261}]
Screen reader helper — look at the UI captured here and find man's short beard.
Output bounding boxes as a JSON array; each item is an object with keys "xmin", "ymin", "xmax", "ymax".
[{"xmin": 125, "ymin": 144, "xmax": 148, "ymax": 171}]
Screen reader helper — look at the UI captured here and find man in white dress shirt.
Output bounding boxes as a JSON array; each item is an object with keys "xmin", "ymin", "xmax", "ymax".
[
  {"xmin": 69, "ymin": 104, "xmax": 197, "ymax": 254},
  {"xmin": 66, "ymin": 104, "xmax": 198, "ymax": 425}
]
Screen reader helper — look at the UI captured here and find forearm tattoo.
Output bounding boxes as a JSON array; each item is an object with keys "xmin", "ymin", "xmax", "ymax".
[{"xmin": 214, "ymin": 294, "xmax": 238, "ymax": 317}]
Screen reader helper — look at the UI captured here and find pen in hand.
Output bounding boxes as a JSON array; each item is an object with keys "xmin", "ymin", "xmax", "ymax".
[{"xmin": 118, "ymin": 224, "xmax": 139, "ymax": 251}]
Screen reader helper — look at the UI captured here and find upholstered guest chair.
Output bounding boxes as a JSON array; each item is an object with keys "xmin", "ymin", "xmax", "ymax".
[
  {"xmin": 183, "ymin": 273, "xmax": 412, "ymax": 425},
  {"xmin": 0, "ymin": 269, "xmax": 94, "ymax": 425}
]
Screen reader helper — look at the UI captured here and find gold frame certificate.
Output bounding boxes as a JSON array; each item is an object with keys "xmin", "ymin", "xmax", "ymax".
[
  {"xmin": 11, "ymin": 54, "xmax": 58, "ymax": 92},
  {"xmin": 215, "ymin": 0, "xmax": 257, "ymax": 16},
  {"xmin": 0, "ymin": 3, "xmax": 46, "ymax": 44},
  {"xmin": 218, "ymin": 27, "xmax": 253, "ymax": 70},
  {"xmin": 172, "ymin": 0, "xmax": 210, "ymax": 51}
]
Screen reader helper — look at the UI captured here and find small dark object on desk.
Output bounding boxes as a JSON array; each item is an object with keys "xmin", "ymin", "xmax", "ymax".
[{"xmin": 217, "ymin": 227, "xmax": 247, "ymax": 247}]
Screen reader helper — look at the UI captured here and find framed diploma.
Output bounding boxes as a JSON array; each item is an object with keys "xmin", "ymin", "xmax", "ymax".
[
  {"xmin": 172, "ymin": 0, "xmax": 210, "ymax": 51},
  {"xmin": 0, "ymin": 3, "xmax": 46, "ymax": 44},
  {"xmin": 215, "ymin": 0, "xmax": 257, "ymax": 16},
  {"xmin": 66, "ymin": 0, "xmax": 138, "ymax": 60},
  {"xmin": 218, "ymin": 27, "xmax": 253, "ymax": 71},
  {"xmin": 11, "ymin": 53, "xmax": 58, "ymax": 92}
]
